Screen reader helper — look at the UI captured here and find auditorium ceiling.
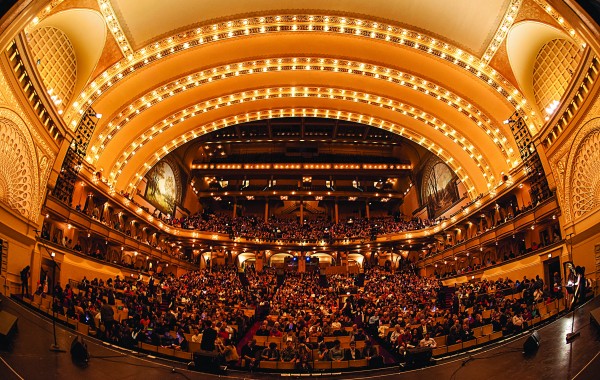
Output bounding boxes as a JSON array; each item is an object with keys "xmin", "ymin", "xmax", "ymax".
[{"xmin": 18, "ymin": 0, "xmax": 588, "ymax": 202}]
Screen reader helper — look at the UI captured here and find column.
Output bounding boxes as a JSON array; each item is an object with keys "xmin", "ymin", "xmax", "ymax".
[
  {"xmin": 365, "ymin": 199, "xmax": 370, "ymax": 219},
  {"xmin": 300, "ymin": 200, "xmax": 304, "ymax": 223},
  {"xmin": 232, "ymin": 199, "xmax": 237, "ymax": 219},
  {"xmin": 334, "ymin": 200, "xmax": 339, "ymax": 224},
  {"xmin": 264, "ymin": 199, "xmax": 269, "ymax": 223}
]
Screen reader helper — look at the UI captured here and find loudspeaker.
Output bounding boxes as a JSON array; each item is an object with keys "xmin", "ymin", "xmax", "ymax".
[
  {"xmin": 190, "ymin": 351, "xmax": 227, "ymax": 374},
  {"xmin": 590, "ymin": 306, "xmax": 600, "ymax": 329},
  {"xmin": 0, "ymin": 311, "xmax": 18, "ymax": 339},
  {"xmin": 70, "ymin": 336, "xmax": 89, "ymax": 364},
  {"xmin": 523, "ymin": 330, "xmax": 540, "ymax": 354},
  {"xmin": 405, "ymin": 346, "xmax": 433, "ymax": 367}
]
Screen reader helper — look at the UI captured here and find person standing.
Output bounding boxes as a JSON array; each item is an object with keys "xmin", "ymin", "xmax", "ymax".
[
  {"xmin": 20, "ymin": 265, "xmax": 30, "ymax": 296},
  {"xmin": 100, "ymin": 299, "xmax": 115, "ymax": 338},
  {"xmin": 200, "ymin": 320, "xmax": 218, "ymax": 351}
]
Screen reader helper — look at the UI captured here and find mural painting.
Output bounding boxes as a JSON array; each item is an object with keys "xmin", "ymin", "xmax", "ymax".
[
  {"xmin": 145, "ymin": 161, "xmax": 178, "ymax": 215},
  {"xmin": 423, "ymin": 160, "xmax": 460, "ymax": 217}
]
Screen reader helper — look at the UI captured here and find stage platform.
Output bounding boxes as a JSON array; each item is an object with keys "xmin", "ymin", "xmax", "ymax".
[{"xmin": 0, "ymin": 294, "xmax": 599, "ymax": 379}]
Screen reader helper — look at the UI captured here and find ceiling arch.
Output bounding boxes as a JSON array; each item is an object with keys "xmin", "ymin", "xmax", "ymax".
[
  {"xmin": 88, "ymin": 56, "xmax": 516, "ymax": 164},
  {"xmin": 98, "ymin": 86, "xmax": 499, "ymax": 187},
  {"xmin": 18, "ymin": 2, "xmax": 592, "ymax": 214},
  {"xmin": 109, "ymin": 104, "xmax": 485, "ymax": 200},
  {"xmin": 75, "ymin": 26, "xmax": 524, "ymax": 203},
  {"xmin": 64, "ymin": 14, "xmax": 535, "ymax": 127},
  {"xmin": 28, "ymin": 8, "xmax": 106, "ymax": 104},
  {"xmin": 506, "ymin": 21, "xmax": 579, "ymax": 118}
]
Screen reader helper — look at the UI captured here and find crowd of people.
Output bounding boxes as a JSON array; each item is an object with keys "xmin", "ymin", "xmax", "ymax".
[
  {"xmin": 162, "ymin": 213, "xmax": 438, "ymax": 242},
  {"xmin": 30, "ymin": 262, "xmax": 575, "ymax": 372}
]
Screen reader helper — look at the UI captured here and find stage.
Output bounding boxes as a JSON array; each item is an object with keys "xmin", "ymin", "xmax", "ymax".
[{"xmin": 0, "ymin": 294, "xmax": 599, "ymax": 379}]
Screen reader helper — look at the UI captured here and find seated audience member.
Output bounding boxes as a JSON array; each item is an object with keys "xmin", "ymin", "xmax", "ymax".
[
  {"xmin": 329, "ymin": 339, "xmax": 345, "ymax": 361},
  {"xmin": 221, "ymin": 338, "xmax": 239, "ymax": 366},
  {"xmin": 362, "ymin": 341, "xmax": 383, "ymax": 367},
  {"xmin": 256, "ymin": 322, "xmax": 270, "ymax": 336},
  {"xmin": 241, "ymin": 339, "xmax": 259, "ymax": 370},
  {"xmin": 345, "ymin": 340, "xmax": 362, "ymax": 360},
  {"xmin": 280, "ymin": 339, "xmax": 298, "ymax": 363},
  {"xmin": 261, "ymin": 342, "xmax": 280, "ymax": 362},
  {"xmin": 317, "ymin": 342, "xmax": 330, "ymax": 361},
  {"xmin": 191, "ymin": 329, "xmax": 202, "ymax": 343},
  {"xmin": 419, "ymin": 333, "xmax": 437, "ymax": 348},
  {"xmin": 296, "ymin": 338, "xmax": 312, "ymax": 371}
]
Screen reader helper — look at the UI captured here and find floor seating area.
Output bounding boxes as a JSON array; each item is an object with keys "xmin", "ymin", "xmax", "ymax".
[{"xmin": 430, "ymin": 296, "xmax": 567, "ymax": 357}]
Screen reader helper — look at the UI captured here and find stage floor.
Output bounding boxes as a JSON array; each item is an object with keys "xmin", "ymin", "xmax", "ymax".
[{"xmin": 1, "ymin": 294, "xmax": 599, "ymax": 380}]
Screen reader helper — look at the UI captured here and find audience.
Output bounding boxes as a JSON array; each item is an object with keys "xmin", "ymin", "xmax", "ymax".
[{"xmin": 38, "ymin": 261, "xmax": 569, "ymax": 372}]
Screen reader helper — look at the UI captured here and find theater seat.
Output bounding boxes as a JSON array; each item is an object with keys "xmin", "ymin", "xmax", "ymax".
[
  {"xmin": 433, "ymin": 335, "xmax": 447, "ymax": 346},
  {"xmin": 489, "ymin": 331, "xmax": 503, "ymax": 341},
  {"xmin": 141, "ymin": 342, "xmax": 158, "ymax": 353},
  {"xmin": 447, "ymin": 343, "xmax": 462, "ymax": 353},
  {"xmin": 278, "ymin": 361, "xmax": 296, "ymax": 370},
  {"xmin": 158, "ymin": 346, "xmax": 174, "ymax": 356},
  {"xmin": 76, "ymin": 322, "xmax": 89, "ymax": 335},
  {"xmin": 174, "ymin": 350, "xmax": 192, "ymax": 360},
  {"xmin": 313, "ymin": 361, "xmax": 332, "ymax": 370},
  {"xmin": 259, "ymin": 361, "xmax": 277, "ymax": 369},
  {"xmin": 349, "ymin": 359, "xmax": 368, "ymax": 367},
  {"xmin": 331, "ymin": 360, "xmax": 349, "ymax": 369},
  {"xmin": 188, "ymin": 341, "xmax": 201, "ymax": 353}
]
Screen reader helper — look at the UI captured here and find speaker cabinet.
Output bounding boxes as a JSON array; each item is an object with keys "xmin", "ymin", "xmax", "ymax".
[
  {"xmin": 523, "ymin": 330, "xmax": 540, "ymax": 354},
  {"xmin": 71, "ymin": 336, "xmax": 89, "ymax": 364},
  {"xmin": 0, "ymin": 311, "xmax": 18, "ymax": 339}
]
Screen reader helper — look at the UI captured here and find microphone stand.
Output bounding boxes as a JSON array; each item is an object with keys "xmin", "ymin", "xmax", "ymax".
[
  {"xmin": 565, "ymin": 233, "xmax": 579, "ymax": 343},
  {"xmin": 35, "ymin": 233, "xmax": 66, "ymax": 352}
]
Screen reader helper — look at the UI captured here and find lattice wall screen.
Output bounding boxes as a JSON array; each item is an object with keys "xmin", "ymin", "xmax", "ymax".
[
  {"xmin": 28, "ymin": 26, "xmax": 77, "ymax": 108},
  {"xmin": 533, "ymin": 39, "xmax": 581, "ymax": 115}
]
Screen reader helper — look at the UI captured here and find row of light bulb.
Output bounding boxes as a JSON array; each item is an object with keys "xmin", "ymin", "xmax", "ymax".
[
  {"xmin": 88, "ymin": 57, "xmax": 516, "ymax": 165},
  {"xmin": 102, "ymin": 86, "xmax": 498, "ymax": 183},
  {"xmin": 61, "ymin": 13, "xmax": 539, "ymax": 130},
  {"xmin": 109, "ymin": 108, "xmax": 480, "ymax": 199}
]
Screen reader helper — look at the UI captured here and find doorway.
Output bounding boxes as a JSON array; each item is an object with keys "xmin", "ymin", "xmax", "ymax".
[{"xmin": 544, "ymin": 256, "xmax": 561, "ymax": 291}]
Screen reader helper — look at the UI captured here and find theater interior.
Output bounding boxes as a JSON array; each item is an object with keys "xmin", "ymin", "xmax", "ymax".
[{"xmin": 0, "ymin": 1, "xmax": 600, "ymax": 379}]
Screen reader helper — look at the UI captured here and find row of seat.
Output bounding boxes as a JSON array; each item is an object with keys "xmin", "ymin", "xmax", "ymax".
[
  {"xmin": 139, "ymin": 342, "xmax": 193, "ymax": 360},
  {"xmin": 432, "ymin": 298, "xmax": 567, "ymax": 357},
  {"xmin": 253, "ymin": 335, "xmax": 367, "ymax": 349},
  {"xmin": 22, "ymin": 295, "xmax": 95, "ymax": 337},
  {"xmin": 258, "ymin": 358, "xmax": 369, "ymax": 370}
]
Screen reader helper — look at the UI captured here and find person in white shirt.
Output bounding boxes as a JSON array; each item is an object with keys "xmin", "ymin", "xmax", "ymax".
[
  {"xmin": 191, "ymin": 329, "xmax": 203, "ymax": 343},
  {"xmin": 419, "ymin": 333, "xmax": 437, "ymax": 348},
  {"xmin": 512, "ymin": 312, "xmax": 524, "ymax": 331}
]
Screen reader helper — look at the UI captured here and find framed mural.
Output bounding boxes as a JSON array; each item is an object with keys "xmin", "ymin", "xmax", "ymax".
[
  {"xmin": 144, "ymin": 159, "xmax": 181, "ymax": 215},
  {"xmin": 421, "ymin": 157, "xmax": 460, "ymax": 218}
]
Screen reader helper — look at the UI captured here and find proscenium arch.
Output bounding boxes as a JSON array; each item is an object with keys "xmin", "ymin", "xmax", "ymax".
[
  {"xmin": 87, "ymin": 56, "xmax": 518, "ymax": 167},
  {"xmin": 100, "ymin": 85, "xmax": 502, "ymax": 187},
  {"xmin": 114, "ymin": 107, "xmax": 481, "ymax": 200},
  {"xmin": 64, "ymin": 13, "xmax": 539, "ymax": 129}
]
